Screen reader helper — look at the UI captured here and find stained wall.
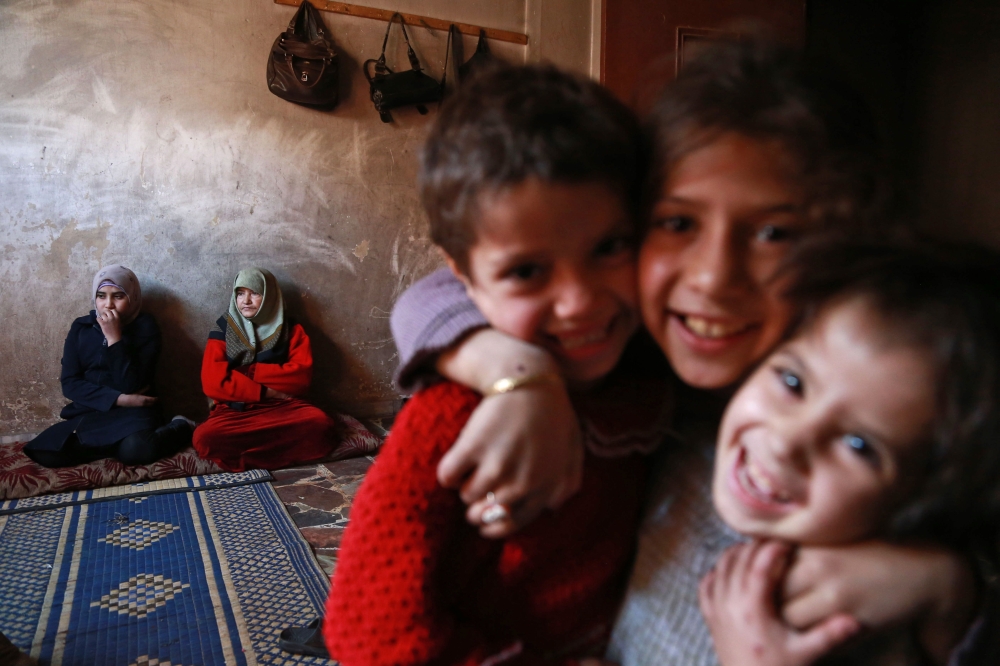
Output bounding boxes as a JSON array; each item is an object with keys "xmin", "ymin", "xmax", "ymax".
[{"xmin": 0, "ymin": 0, "xmax": 600, "ymax": 436}]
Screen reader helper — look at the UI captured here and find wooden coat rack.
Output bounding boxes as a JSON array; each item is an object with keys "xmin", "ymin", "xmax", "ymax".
[{"xmin": 273, "ymin": 0, "xmax": 529, "ymax": 46}]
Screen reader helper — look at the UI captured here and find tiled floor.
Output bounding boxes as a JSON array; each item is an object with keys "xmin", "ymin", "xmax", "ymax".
[{"xmin": 271, "ymin": 456, "xmax": 375, "ymax": 577}]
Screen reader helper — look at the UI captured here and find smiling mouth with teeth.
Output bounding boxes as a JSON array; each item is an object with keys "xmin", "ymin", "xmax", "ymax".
[
  {"xmin": 680, "ymin": 315, "xmax": 754, "ymax": 339},
  {"xmin": 560, "ymin": 327, "xmax": 610, "ymax": 350},
  {"xmin": 551, "ymin": 316, "xmax": 618, "ymax": 352},
  {"xmin": 738, "ymin": 448, "xmax": 793, "ymax": 505}
]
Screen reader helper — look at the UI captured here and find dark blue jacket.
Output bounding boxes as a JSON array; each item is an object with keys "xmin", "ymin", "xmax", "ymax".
[{"xmin": 27, "ymin": 311, "xmax": 164, "ymax": 452}]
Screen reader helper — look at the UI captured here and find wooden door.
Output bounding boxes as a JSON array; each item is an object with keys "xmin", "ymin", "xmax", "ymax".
[{"xmin": 602, "ymin": 0, "xmax": 806, "ymax": 109}]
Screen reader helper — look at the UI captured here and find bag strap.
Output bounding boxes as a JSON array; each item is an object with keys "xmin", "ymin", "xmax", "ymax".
[
  {"xmin": 376, "ymin": 13, "xmax": 422, "ymax": 75},
  {"xmin": 475, "ymin": 28, "xmax": 489, "ymax": 55},
  {"xmin": 440, "ymin": 25, "xmax": 455, "ymax": 94},
  {"xmin": 286, "ymin": 0, "xmax": 332, "ymax": 46},
  {"xmin": 286, "ymin": 1, "xmax": 304, "ymax": 32},
  {"xmin": 363, "ymin": 58, "xmax": 394, "ymax": 84}
]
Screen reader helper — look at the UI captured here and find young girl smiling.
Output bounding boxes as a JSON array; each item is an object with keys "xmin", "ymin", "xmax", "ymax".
[{"xmin": 700, "ymin": 241, "xmax": 997, "ymax": 664}]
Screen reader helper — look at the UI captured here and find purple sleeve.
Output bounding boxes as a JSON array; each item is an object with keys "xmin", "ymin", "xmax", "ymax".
[
  {"xmin": 947, "ymin": 593, "xmax": 998, "ymax": 666},
  {"xmin": 390, "ymin": 268, "xmax": 488, "ymax": 391}
]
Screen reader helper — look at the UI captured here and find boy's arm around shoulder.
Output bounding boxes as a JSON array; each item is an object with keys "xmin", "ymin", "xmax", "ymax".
[
  {"xmin": 392, "ymin": 271, "xmax": 585, "ymax": 539},
  {"xmin": 324, "ymin": 381, "xmax": 579, "ymax": 666},
  {"xmin": 323, "ymin": 382, "xmax": 511, "ymax": 665},
  {"xmin": 391, "ymin": 268, "xmax": 489, "ymax": 391}
]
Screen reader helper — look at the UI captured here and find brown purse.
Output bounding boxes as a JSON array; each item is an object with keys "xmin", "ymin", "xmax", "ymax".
[{"xmin": 267, "ymin": 0, "xmax": 339, "ymax": 108}]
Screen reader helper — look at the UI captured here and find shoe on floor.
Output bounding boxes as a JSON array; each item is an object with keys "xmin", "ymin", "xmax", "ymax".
[
  {"xmin": 0, "ymin": 631, "xmax": 38, "ymax": 666},
  {"xmin": 171, "ymin": 414, "xmax": 197, "ymax": 429},
  {"xmin": 278, "ymin": 617, "xmax": 329, "ymax": 658}
]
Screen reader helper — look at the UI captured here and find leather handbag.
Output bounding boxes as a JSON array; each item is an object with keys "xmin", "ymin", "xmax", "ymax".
[
  {"xmin": 364, "ymin": 13, "xmax": 446, "ymax": 123},
  {"xmin": 267, "ymin": 0, "xmax": 339, "ymax": 108}
]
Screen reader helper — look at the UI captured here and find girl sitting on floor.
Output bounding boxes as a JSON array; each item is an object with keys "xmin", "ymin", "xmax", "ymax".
[
  {"xmin": 26, "ymin": 265, "xmax": 194, "ymax": 468},
  {"xmin": 193, "ymin": 267, "xmax": 338, "ymax": 472}
]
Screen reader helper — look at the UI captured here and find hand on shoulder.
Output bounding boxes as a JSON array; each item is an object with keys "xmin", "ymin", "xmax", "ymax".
[{"xmin": 783, "ymin": 541, "xmax": 979, "ymax": 664}]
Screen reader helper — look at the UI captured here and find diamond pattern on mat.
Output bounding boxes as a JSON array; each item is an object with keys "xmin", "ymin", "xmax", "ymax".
[
  {"xmin": 202, "ymin": 469, "xmax": 271, "ymax": 486},
  {"xmin": 98, "ymin": 520, "xmax": 179, "ymax": 550},
  {"xmin": 90, "ymin": 573, "xmax": 190, "ymax": 618},
  {"xmin": 7, "ymin": 491, "xmax": 76, "ymax": 509},
  {"xmin": 0, "ymin": 509, "xmax": 66, "ymax": 649},
  {"xmin": 205, "ymin": 485, "xmax": 330, "ymax": 664}
]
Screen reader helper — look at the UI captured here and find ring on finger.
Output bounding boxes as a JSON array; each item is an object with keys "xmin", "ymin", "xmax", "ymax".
[{"xmin": 481, "ymin": 492, "xmax": 511, "ymax": 525}]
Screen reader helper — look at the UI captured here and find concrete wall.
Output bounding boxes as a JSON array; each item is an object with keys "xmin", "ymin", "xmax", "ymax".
[{"xmin": 0, "ymin": 0, "xmax": 596, "ymax": 436}]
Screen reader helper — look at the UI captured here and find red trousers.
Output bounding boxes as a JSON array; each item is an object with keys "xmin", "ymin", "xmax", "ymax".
[{"xmin": 193, "ymin": 398, "xmax": 336, "ymax": 472}]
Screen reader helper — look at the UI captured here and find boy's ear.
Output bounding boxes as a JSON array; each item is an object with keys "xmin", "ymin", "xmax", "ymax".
[{"xmin": 440, "ymin": 248, "xmax": 474, "ymax": 292}]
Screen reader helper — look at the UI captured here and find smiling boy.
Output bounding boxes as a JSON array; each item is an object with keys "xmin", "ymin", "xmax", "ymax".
[{"xmin": 323, "ymin": 64, "xmax": 672, "ymax": 665}]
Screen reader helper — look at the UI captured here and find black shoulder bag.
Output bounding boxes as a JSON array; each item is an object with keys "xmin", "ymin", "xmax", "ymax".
[
  {"xmin": 364, "ymin": 13, "xmax": 447, "ymax": 123},
  {"xmin": 267, "ymin": 0, "xmax": 339, "ymax": 108}
]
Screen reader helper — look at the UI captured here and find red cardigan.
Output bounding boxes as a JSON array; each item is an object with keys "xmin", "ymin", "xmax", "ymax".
[
  {"xmin": 324, "ymin": 380, "xmax": 669, "ymax": 666},
  {"xmin": 200, "ymin": 323, "xmax": 313, "ymax": 403}
]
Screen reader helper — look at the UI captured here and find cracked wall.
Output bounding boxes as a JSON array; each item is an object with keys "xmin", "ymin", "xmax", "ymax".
[{"xmin": 0, "ymin": 0, "xmax": 594, "ymax": 435}]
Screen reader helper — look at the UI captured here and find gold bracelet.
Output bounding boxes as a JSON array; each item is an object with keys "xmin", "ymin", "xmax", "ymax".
[{"xmin": 483, "ymin": 372, "xmax": 563, "ymax": 397}]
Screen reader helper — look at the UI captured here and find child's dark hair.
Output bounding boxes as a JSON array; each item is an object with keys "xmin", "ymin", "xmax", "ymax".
[
  {"xmin": 420, "ymin": 63, "xmax": 646, "ymax": 271},
  {"xmin": 648, "ymin": 37, "xmax": 886, "ymax": 233},
  {"xmin": 784, "ymin": 239, "xmax": 1000, "ymax": 556}
]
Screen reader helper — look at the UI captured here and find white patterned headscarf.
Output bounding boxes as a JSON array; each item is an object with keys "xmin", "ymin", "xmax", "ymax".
[{"xmin": 224, "ymin": 268, "xmax": 285, "ymax": 366}]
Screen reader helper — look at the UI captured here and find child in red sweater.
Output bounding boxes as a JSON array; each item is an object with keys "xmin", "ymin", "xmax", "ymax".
[{"xmin": 323, "ymin": 65, "xmax": 669, "ymax": 665}]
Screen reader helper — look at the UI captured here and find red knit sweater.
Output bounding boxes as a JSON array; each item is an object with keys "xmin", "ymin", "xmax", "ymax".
[{"xmin": 324, "ymin": 379, "xmax": 670, "ymax": 666}]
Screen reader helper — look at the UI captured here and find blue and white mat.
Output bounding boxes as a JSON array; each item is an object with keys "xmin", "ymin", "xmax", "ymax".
[{"xmin": 0, "ymin": 470, "xmax": 333, "ymax": 665}]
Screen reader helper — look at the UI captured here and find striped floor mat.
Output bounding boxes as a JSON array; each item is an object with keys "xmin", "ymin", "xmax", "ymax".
[{"xmin": 0, "ymin": 471, "xmax": 334, "ymax": 665}]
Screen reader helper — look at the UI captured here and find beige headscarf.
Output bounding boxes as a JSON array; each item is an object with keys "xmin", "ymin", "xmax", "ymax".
[
  {"xmin": 92, "ymin": 265, "xmax": 142, "ymax": 325},
  {"xmin": 224, "ymin": 268, "xmax": 285, "ymax": 366}
]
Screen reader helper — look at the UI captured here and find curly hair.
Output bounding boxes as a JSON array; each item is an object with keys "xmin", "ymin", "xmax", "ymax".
[
  {"xmin": 420, "ymin": 63, "xmax": 647, "ymax": 271},
  {"xmin": 783, "ymin": 239, "xmax": 1000, "ymax": 556},
  {"xmin": 647, "ymin": 37, "xmax": 888, "ymax": 234}
]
